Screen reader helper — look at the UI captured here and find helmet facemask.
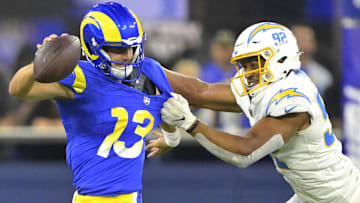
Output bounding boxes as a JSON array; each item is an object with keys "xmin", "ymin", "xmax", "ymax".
[
  {"xmin": 94, "ymin": 40, "xmax": 145, "ymax": 82},
  {"xmin": 231, "ymin": 47, "xmax": 275, "ymax": 97}
]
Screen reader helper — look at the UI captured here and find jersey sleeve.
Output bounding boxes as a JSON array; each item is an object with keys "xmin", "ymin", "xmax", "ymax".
[
  {"xmin": 142, "ymin": 57, "xmax": 173, "ymax": 95},
  {"xmin": 265, "ymin": 87, "xmax": 314, "ymax": 118},
  {"xmin": 58, "ymin": 64, "xmax": 87, "ymax": 97}
]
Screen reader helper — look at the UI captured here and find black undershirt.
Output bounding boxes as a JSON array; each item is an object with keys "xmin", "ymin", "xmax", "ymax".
[{"xmin": 122, "ymin": 68, "xmax": 157, "ymax": 95}]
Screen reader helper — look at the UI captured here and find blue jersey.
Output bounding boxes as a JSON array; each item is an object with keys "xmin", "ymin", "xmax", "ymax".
[{"xmin": 55, "ymin": 57, "xmax": 172, "ymax": 196}]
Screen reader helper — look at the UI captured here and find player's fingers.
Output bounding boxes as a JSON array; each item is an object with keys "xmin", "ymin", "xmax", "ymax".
[
  {"xmin": 171, "ymin": 92, "xmax": 182, "ymax": 102},
  {"xmin": 43, "ymin": 34, "xmax": 58, "ymax": 43},
  {"xmin": 161, "ymin": 108, "xmax": 172, "ymax": 118},
  {"xmin": 176, "ymin": 94, "xmax": 188, "ymax": 105},
  {"xmin": 152, "ymin": 131, "xmax": 164, "ymax": 138},
  {"xmin": 166, "ymin": 97, "xmax": 178, "ymax": 106},
  {"xmin": 147, "ymin": 148, "xmax": 160, "ymax": 158},
  {"xmin": 61, "ymin": 33, "xmax": 69, "ymax": 36},
  {"xmin": 148, "ymin": 146, "xmax": 158, "ymax": 153},
  {"xmin": 163, "ymin": 100, "xmax": 173, "ymax": 110},
  {"xmin": 44, "ymin": 37, "xmax": 52, "ymax": 43},
  {"xmin": 49, "ymin": 34, "xmax": 58, "ymax": 39},
  {"xmin": 166, "ymin": 98, "xmax": 183, "ymax": 113},
  {"xmin": 145, "ymin": 142, "xmax": 158, "ymax": 151},
  {"xmin": 145, "ymin": 143, "xmax": 152, "ymax": 151},
  {"xmin": 36, "ymin": 44, "xmax": 41, "ymax": 49}
]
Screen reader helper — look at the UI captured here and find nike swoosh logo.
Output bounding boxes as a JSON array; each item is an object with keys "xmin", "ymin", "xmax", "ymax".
[
  {"xmin": 235, "ymin": 42, "xmax": 244, "ymax": 47},
  {"xmin": 174, "ymin": 116, "xmax": 185, "ymax": 121},
  {"xmin": 285, "ymin": 105, "xmax": 297, "ymax": 113},
  {"xmin": 252, "ymin": 40, "xmax": 262, "ymax": 44}
]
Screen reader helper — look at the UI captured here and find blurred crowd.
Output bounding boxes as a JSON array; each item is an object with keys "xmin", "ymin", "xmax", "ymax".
[{"xmin": 0, "ymin": 43, "xmax": 61, "ymax": 127}]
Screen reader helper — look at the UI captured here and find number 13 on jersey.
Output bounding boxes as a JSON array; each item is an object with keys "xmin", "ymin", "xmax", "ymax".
[{"xmin": 97, "ymin": 107, "xmax": 154, "ymax": 159}]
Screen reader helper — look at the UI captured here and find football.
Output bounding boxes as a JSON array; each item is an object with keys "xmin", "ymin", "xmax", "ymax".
[{"xmin": 33, "ymin": 35, "xmax": 81, "ymax": 83}]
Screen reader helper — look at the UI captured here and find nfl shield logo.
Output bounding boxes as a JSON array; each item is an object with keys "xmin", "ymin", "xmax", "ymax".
[{"xmin": 143, "ymin": 96, "xmax": 150, "ymax": 105}]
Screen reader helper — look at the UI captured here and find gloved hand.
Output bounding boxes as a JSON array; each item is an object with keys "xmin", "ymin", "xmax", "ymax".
[{"xmin": 161, "ymin": 93, "xmax": 197, "ymax": 130}]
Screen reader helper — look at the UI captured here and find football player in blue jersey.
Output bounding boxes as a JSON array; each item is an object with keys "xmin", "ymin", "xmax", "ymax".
[
  {"xmin": 8, "ymin": 2, "xmax": 207, "ymax": 202},
  {"xmin": 9, "ymin": 2, "xmax": 239, "ymax": 202}
]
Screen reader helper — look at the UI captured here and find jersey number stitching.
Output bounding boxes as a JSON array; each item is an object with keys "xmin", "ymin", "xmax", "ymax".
[
  {"xmin": 317, "ymin": 93, "xmax": 335, "ymax": 147},
  {"xmin": 97, "ymin": 107, "xmax": 154, "ymax": 158}
]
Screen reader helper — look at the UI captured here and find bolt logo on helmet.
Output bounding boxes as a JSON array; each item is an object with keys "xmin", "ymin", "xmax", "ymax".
[
  {"xmin": 247, "ymin": 23, "xmax": 287, "ymax": 45},
  {"xmin": 231, "ymin": 22, "xmax": 301, "ymax": 97},
  {"xmin": 80, "ymin": 2, "xmax": 146, "ymax": 81}
]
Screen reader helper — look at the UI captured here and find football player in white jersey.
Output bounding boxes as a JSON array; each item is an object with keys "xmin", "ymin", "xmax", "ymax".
[{"xmin": 149, "ymin": 22, "xmax": 360, "ymax": 203}]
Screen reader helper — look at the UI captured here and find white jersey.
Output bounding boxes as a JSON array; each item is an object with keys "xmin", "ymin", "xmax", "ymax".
[{"xmin": 231, "ymin": 70, "xmax": 360, "ymax": 203}]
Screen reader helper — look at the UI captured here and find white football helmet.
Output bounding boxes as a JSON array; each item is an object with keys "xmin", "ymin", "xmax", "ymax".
[{"xmin": 231, "ymin": 22, "xmax": 301, "ymax": 97}]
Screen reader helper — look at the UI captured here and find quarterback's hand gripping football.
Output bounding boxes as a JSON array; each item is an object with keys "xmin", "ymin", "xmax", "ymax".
[{"xmin": 161, "ymin": 93, "xmax": 197, "ymax": 131}]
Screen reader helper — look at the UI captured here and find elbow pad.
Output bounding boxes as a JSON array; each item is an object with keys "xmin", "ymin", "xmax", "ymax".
[{"xmin": 194, "ymin": 133, "xmax": 284, "ymax": 168}]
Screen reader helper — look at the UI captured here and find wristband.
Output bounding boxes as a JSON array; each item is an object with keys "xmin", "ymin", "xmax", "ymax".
[
  {"xmin": 161, "ymin": 128, "xmax": 181, "ymax": 147},
  {"xmin": 186, "ymin": 119, "xmax": 200, "ymax": 134}
]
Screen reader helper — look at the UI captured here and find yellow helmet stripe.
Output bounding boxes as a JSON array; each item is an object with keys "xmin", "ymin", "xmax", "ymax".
[
  {"xmin": 72, "ymin": 65, "xmax": 86, "ymax": 94},
  {"xmin": 87, "ymin": 11, "xmax": 122, "ymax": 42},
  {"xmin": 80, "ymin": 15, "xmax": 99, "ymax": 60},
  {"xmin": 248, "ymin": 23, "xmax": 285, "ymax": 44},
  {"xmin": 129, "ymin": 10, "xmax": 144, "ymax": 38}
]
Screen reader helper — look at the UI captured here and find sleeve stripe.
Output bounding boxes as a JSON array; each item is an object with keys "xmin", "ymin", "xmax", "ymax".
[{"xmin": 72, "ymin": 65, "xmax": 86, "ymax": 94}]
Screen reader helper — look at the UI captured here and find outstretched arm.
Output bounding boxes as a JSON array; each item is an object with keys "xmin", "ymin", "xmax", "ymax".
[
  {"xmin": 190, "ymin": 113, "xmax": 309, "ymax": 155},
  {"xmin": 9, "ymin": 63, "xmax": 73, "ymax": 100},
  {"xmin": 9, "ymin": 34, "xmax": 74, "ymax": 100},
  {"xmin": 160, "ymin": 93, "xmax": 310, "ymax": 168},
  {"xmin": 163, "ymin": 68, "xmax": 241, "ymax": 113}
]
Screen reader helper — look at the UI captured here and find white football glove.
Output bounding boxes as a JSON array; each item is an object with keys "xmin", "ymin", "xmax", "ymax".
[{"xmin": 161, "ymin": 93, "xmax": 197, "ymax": 130}]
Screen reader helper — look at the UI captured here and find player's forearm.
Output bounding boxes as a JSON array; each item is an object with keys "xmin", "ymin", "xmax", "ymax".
[
  {"xmin": 191, "ymin": 121, "xmax": 252, "ymax": 155},
  {"xmin": 160, "ymin": 92, "xmax": 283, "ymax": 164},
  {"xmin": 164, "ymin": 68, "xmax": 241, "ymax": 112},
  {"xmin": 193, "ymin": 132, "xmax": 251, "ymax": 167},
  {"xmin": 195, "ymin": 83, "xmax": 241, "ymax": 112},
  {"xmin": 9, "ymin": 63, "xmax": 36, "ymax": 98},
  {"xmin": 182, "ymin": 81, "xmax": 241, "ymax": 112},
  {"xmin": 194, "ymin": 132, "xmax": 284, "ymax": 168},
  {"xmin": 164, "ymin": 68, "xmax": 208, "ymax": 105}
]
